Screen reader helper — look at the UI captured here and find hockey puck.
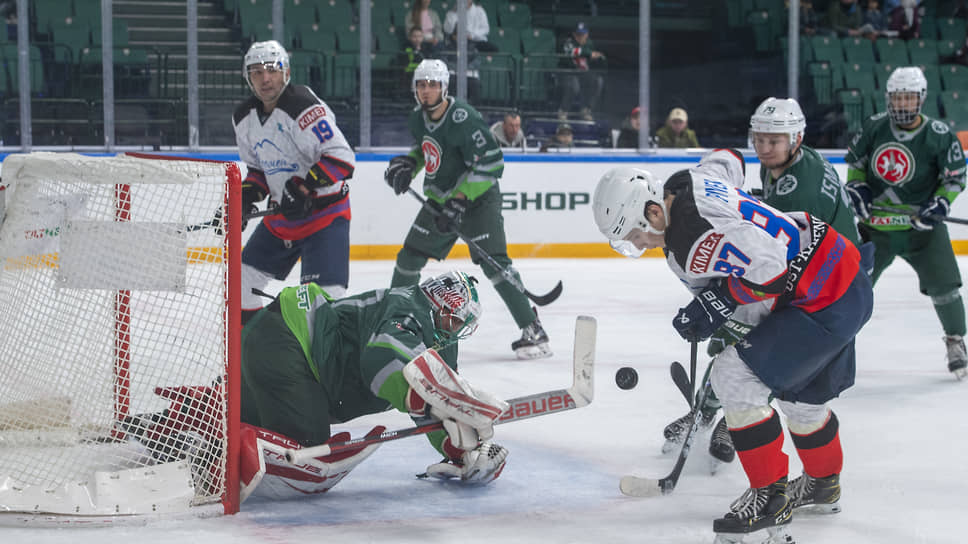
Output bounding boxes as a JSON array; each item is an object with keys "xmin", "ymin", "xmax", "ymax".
[{"xmin": 615, "ymin": 366, "xmax": 638, "ymax": 390}]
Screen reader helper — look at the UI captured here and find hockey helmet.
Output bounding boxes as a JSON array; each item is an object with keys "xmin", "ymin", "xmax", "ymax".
[
  {"xmin": 412, "ymin": 59, "xmax": 450, "ymax": 108},
  {"xmin": 749, "ymin": 97, "xmax": 806, "ymax": 148},
  {"xmin": 243, "ymin": 40, "xmax": 291, "ymax": 95},
  {"xmin": 885, "ymin": 66, "xmax": 927, "ymax": 126},
  {"xmin": 420, "ymin": 270, "xmax": 482, "ymax": 345},
  {"xmin": 592, "ymin": 167, "xmax": 665, "ymax": 257}
]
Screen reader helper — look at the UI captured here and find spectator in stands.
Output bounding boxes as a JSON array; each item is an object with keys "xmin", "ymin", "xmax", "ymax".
[
  {"xmin": 888, "ymin": 0, "xmax": 920, "ymax": 40},
  {"xmin": 557, "ymin": 22, "xmax": 606, "ymax": 122},
  {"xmin": 491, "ymin": 111, "xmax": 525, "ymax": 148},
  {"xmin": 440, "ymin": 26, "xmax": 482, "ymax": 103},
  {"xmin": 399, "ymin": 27, "xmax": 430, "ymax": 87},
  {"xmin": 616, "ymin": 106, "xmax": 644, "ymax": 148},
  {"xmin": 541, "ymin": 123, "xmax": 574, "ymax": 152},
  {"xmin": 443, "ymin": 0, "xmax": 497, "ymax": 52},
  {"xmin": 798, "ymin": 1, "xmax": 822, "ymax": 36},
  {"xmin": 405, "ymin": 0, "xmax": 444, "ymax": 52},
  {"xmin": 656, "ymin": 107, "xmax": 699, "ymax": 148},
  {"xmin": 862, "ymin": 0, "xmax": 891, "ymax": 36},
  {"xmin": 826, "ymin": 0, "xmax": 868, "ymax": 37}
]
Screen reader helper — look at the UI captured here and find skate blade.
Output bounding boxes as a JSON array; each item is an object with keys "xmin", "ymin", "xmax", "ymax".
[
  {"xmin": 514, "ymin": 343, "xmax": 553, "ymax": 360},
  {"xmin": 661, "ymin": 439, "xmax": 679, "ymax": 454},
  {"xmin": 953, "ymin": 367, "xmax": 967, "ymax": 380},
  {"xmin": 794, "ymin": 502, "xmax": 841, "ymax": 515},
  {"xmin": 713, "ymin": 525, "xmax": 795, "ymax": 544}
]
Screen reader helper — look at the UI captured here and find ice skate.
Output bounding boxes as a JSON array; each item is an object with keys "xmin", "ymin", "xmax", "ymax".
[
  {"xmin": 944, "ymin": 335, "xmax": 967, "ymax": 379},
  {"xmin": 512, "ymin": 308, "xmax": 552, "ymax": 360},
  {"xmin": 708, "ymin": 416, "xmax": 735, "ymax": 473},
  {"xmin": 712, "ymin": 477, "xmax": 795, "ymax": 544},
  {"xmin": 661, "ymin": 403, "xmax": 716, "ymax": 454},
  {"xmin": 788, "ymin": 472, "xmax": 841, "ymax": 514}
]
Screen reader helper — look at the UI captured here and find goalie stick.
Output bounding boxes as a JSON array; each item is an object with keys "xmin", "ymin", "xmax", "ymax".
[
  {"xmin": 285, "ymin": 315, "xmax": 596, "ymax": 464},
  {"xmin": 406, "ymin": 188, "xmax": 563, "ymax": 306},
  {"xmin": 620, "ymin": 342, "xmax": 712, "ymax": 497}
]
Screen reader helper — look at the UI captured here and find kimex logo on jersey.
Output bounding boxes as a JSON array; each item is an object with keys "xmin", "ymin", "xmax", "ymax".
[
  {"xmin": 689, "ymin": 232, "xmax": 724, "ymax": 274},
  {"xmin": 297, "ymin": 106, "xmax": 326, "ymax": 130},
  {"xmin": 872, "ymin": 143, "xmax": 915, "ymax": 185},
  {"xmin": 422, "ymin": 139, "xmax": 442, "ymax": 174}
]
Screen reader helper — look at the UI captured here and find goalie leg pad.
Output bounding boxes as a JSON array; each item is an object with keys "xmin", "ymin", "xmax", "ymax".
[{"xmin": 240, "ymin": 423, "xmax": 386, "ymax": 502}]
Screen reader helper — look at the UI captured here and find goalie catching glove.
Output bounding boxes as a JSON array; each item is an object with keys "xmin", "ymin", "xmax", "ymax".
[{"xmin": 403, "ymin": 349, "xmax": 510, "ymax": 483}]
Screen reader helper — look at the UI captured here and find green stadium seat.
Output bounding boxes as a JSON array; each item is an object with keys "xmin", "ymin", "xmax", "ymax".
[
  {"xmin": 317, "ymin": 0, "xmax": 355, "ymax": 32},
  {"xmin": 50, "ymin": 21, "xmax": 91, "ymax": 53},
  {"xmin": 73, "ymin": 0, "xmax": 101, "ymax": 28},
  {"xmin": 938, "ymin": 39, "xmax": 962, "ymax": 58},
  {"xmin": 497, "ymin": 3, "xmax": 531, "ymax": 31},
  {"xmin": 807, "ymin": 61, "xmax": 834, "ymax": 105},
  {"xmin": 842, "ymin": 37, "xmax": 875, "ymax": 64},
  {"xmin": 940, "ymin": 90, "xmax": 968, "ymax": 124},
  {"xmin": 374, "ymin": 24, "xmax": 401, "ymax": 52},
  {"xmin": 92, "ymin": 20, "xmax": 130, "ymax": 47},
  {"xmin": 747, "ymin": 11, "xmax": 773, "ymax": 53},
  {"xmin": 331, "ymin": 53, "xmax": 358, "ymax": 98},
  {"xmin": 841, "ymin": 62, "xmax": 877, "ymax": 95},
  {"xmin": 875, "ymin": 38, "xmax": 910, "ymax": 64},
  {"xmin": 489, "ymin": 27, "xmax": 521, "ymax": 55},
  {"xmin": 941, "ymin": 64, "xmax": 968, "ymax": 91},
  {"xmin": 874, "ymin": 62, "xmax": 900, "ymax": 89},
  {"xmin": 920, "ymin": 63, "xmax": 942, "ymax": 95},
  {"xmin": 520, "ymin": 27, "xmax": 555, "ymax": 55},
  {"xmin": 908, "ymin": 39, "xmax": 939, "ymax": 65},
  {"xmin": 336, "ymin": 27, "xmax": 367, "ymax": 53},
  {"xmin": 239, "ymin": 0, "xmax": 273, "ymax": 39},
  {"xmin": 1, "ymin": 44, "xmax": 45, "ymax": 95},
  {"xmin": 518, "ymin": 52, "xmax": 556, "ymax": 104},
  {"xmin": 726, "ymin": 0, "xmax": 754, "ymax": 28},
  {"xmin": 390, "ymin": 2, "xmax": 412, "ymax": 29},
  {"xmin": 871, "ymin": 91, "xmax": 886, "ymax": 115},
  {"xmin": 289, "ymin": 48, "xmax": 325, "ymax": 88},
  {"xmin": 478, "ymin": 52, "xmax": 514, "ymax": 103},
  {"xmin": 780, "ymin": 35, "xmax": 812, "ymax": 68},
  {"xmin": 285, "ymin": 0, "xmax": 317, "ymax": 26},
  {"xmin": 938, "ymin": 17, "xmax": 967, "ymax": 45},
  {"xmin": 33, "ymin": 0, "xmax": 73, "ymax": 33},
  {"xmin": 837, "ymin": 88, "xmax": 865, "ymax": 134},
  {"xmin": 810, "ymin": 35, "xmax": 844, "ymax": 63},
  {"xmin": 921, "ymin": 16, "xmax": 939, "ymax": 40}
]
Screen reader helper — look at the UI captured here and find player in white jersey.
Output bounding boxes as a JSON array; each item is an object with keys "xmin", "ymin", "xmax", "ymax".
[
  {"xmin": 593, "ymin": 149, "xmax": 874, "ymax": 543},
  {"xmin": 232, "ymin": 40, "xmax": 356, "ymax": 324}
]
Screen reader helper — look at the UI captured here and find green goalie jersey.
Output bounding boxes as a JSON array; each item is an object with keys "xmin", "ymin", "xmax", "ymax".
[
  {"xmin": 845, "ymin": 112, "xmax": 967, "ymax": 231},
  {"xmin": 406, "ymin": 97, "xmax": 505, "ymax": 203},
  {"xmin": 760, "ymin": 144, "xmax": 860, "ymax": 245}
]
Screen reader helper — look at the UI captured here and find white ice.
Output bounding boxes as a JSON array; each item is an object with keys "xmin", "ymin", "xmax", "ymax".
[{"xmin": 5, "ymin": 257, "xmax": 966, "ymax": 544}]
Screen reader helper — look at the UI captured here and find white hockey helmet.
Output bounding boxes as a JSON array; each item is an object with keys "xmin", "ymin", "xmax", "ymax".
[
  {"xmin": 749, "ymin": 97, "xmax": 806, "ymax": 148},
  {"xmin": 420, "ymin": 270, "xmax": 482, "ymax": 345},
  {"xmin": 885, "ymin": 66, "xmax": 927, "ymax": 126},
  {"xmin": 592, "ymin": 167, "xmax": 664, "ymax": 257},
  {"xmin": 243, "ymin": 40, "xmax": 291, "ymax": 93},
  {"xmin": 412, "ymin": 59, "xmax": 450, "ymax": 108}
]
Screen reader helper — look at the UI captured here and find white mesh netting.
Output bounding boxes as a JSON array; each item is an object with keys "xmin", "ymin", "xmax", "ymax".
[{"xmin": 0, "ymin": 152, "xmax": 235, "ymax": 517}]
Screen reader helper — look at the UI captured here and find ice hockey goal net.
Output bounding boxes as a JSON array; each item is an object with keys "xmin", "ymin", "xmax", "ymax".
[{"xmin": 0, "ymin": 152, "xmax": 241, "ymax": 522}]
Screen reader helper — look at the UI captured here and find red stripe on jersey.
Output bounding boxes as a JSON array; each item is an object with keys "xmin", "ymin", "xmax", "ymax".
[
  {"xmin": 313, "ymin": 156, "xmax": 355, "ymax": 184},
  {"xmin": 790, "ymin": 230, "xmax": 859, "ymax": 314},
  {"xmin": 265, "ymin": 195, "xmax": 351, "ymax": 240}
]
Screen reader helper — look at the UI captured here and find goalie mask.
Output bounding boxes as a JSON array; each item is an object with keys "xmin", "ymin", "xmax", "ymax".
[
  {"xmin": 885, "ymin": 66, "xmax": 927, "ymax": 126},
  {"xmin": 243, "ymin": 40, "xmax": 291, "ymax": 100},
  {"xmin": 412, "ymin": 59, "xmax": 450, "ymax": 110},
  {"xmin": 592, "ymin": 167, "xmax": 665, "ymax": 258},
  {"xmin": 420, "ymin": 271, "xmax": 482, "ymax": 345}
]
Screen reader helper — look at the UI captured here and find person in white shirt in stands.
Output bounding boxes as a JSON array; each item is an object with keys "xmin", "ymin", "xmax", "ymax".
[{"xmin": 443, "ymin": 0, "xmax": 497, "ymax": 52}]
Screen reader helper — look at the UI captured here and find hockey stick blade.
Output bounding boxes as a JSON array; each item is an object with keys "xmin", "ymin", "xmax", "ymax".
[
  {"xmin": 525, "ymin": 280, "xmax": 564, "ymax": 307},
  {"xmin": 670, "ymin": 362, "xmax": 692, "ymax": 406},
  {"xmin": 285, "ymin": 315, "xmax": 596, "ymax": 464}
]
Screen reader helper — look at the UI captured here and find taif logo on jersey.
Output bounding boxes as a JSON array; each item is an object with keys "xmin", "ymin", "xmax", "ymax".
[
  {"xmin": 422, "ymin": 139, "xmax": 443, "ymax": 174},
  {"xmin": 689, "ymin": 232, "xmax": 724, "ymax": 274},
  {"xmin": 775, "ymin": 174, "xmax": 798, "ymax": 196},
  {"xmin": 872, "ymin": 143, "xmax": 915, "ymax": 185}
]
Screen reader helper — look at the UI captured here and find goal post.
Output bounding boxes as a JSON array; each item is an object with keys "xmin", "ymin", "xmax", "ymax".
[{"xmin": 0, "ymin": 152, "xmax": 242, "ymax": 522}]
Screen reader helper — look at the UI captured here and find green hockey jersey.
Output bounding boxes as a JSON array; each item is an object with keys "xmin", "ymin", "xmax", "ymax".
[
  {"xmin": 845, "ymin": 112, "xmax": 966, "ymax": 231},
  {"xmin": 407, "ymin": 97, "xmax": 505, "ymax": 203},
  {"xmin": 760, "ymin": 145, "xmax": 860, "ymax": 245}
]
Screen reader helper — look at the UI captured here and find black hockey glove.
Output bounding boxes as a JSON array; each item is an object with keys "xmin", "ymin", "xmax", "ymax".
[
  {"xmin": 912, "ymin": 195, "xmax": 950, "ymax": 231},
  {"xmin": 845, "ymin": 181, "xmax": 873, "ymax": 220},
  {"xmin": 278, "ymin": 177, "xmax": 313, "ymax": 220},
  {"xmin": 211, "ymin": 182, "xmax": 264, "ymax": 235},
  {"xmin": 673, "ymin": 281, "xmax": 737, "ymax": 343},
  {"xmin": 706, "ymin": 318, "xmax": 754, "ymax": 357},
  {"xmin": 385, "ymin": 155, "xmax": 418, "ymax": 195},
  {"xmin": 435, "ymin": 198, "xmax": 468, "ymax": 233}
]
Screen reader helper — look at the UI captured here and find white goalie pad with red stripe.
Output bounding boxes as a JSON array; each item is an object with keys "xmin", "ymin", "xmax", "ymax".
[
  {"xmin": 402, "ymin": 349, "xmax": 509, "ymax": 428},
  {"xmin": 239, "ymin": 423, "xmax": 385, "ymax": 503}
]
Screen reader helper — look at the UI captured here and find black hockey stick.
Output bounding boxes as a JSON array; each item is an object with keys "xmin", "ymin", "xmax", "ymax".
[
  {"xmin": 406, "ymin": 188, "xmax": 563, "ymax": 306},
  {"xmin": 669, "ymin": 362, "xmax": 692, "ymax": 406},
  {"xmin": 872, "ymin": 204, "xmax": 968, "ymax": 225},
  {"xmin": 184, "ymin": 206, "xmax": 280, "ymax": 232},
  {"xmin": 621, "ymin": 342, "xmax": 709, "ymax": 497},
  {"xmin": 284, "ymin": 315, "xmax": 596, "ymax": 463}
]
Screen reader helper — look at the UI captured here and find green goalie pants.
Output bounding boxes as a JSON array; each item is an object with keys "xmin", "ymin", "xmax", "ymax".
[
  {"xmin": 391, "ymin": 187, "xmax": 536, "ymax": 329},
  {"xmin": 860, "ymin": 223, "xmax": 966, "ymax": 337},
  {"xmin": 240, "ymin": 304, "xmax": 334, "ymax": 447}
]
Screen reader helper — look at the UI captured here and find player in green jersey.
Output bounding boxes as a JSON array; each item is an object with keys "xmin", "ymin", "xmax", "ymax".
[
  {"xmin": 383, "ymin": 59, "xmax": 551, "ymax": 360},
  {"xmin": 845, "ymin": 66, "xmax": 968, "ymax": 379}
]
